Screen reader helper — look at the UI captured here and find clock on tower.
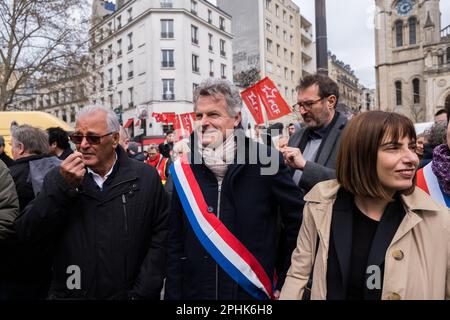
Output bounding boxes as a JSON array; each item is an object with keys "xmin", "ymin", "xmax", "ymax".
[{"xmin": 396, "ymin": 0, "xmax": 414, "ymax": 17}]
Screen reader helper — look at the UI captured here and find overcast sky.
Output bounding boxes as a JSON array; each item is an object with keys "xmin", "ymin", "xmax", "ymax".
[{"xmin": 294, "ymin": 0, "xmax": 450, "ymax": 88}]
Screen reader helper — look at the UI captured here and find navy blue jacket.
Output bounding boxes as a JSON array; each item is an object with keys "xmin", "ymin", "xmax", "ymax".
[{"xmin": 165, "ymin": 131, "xmax": 303, "ymax": 300}]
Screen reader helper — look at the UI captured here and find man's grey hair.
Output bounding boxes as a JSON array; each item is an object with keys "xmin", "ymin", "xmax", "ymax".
[
  {"xmin": 10, "ymin": 124, "xmax": 49, "ymax": 155},
  {"xmin": 193, "ymin": 78, "xmax": 242, "ymax": 116},
  {"xmin": 76, "ymin": 105, "xmax": 120, "ymax": 132},
  {"xmin": 427, "ymin": 120, "xmax": 448, "ymax": 148}
]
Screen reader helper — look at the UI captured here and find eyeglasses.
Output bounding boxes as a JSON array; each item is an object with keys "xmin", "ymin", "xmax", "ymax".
[
  {"xmin": 293, "ymin": 97, "xmax": 325, "ymax": 112},
  {"xmin": 69, "ymin": 132, "xmax": 116, "ymax": 145}
]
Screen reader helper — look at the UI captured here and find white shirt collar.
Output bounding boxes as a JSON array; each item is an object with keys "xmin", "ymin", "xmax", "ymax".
[{"xmin": 87, "ymin": 153, "xmax": 118, "ymax": 190}]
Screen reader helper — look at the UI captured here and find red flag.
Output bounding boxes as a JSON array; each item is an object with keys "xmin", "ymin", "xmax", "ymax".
[
  {"xmin": 152, "ymin": 112, "xmax": 162, "ymax": 123},
  {"xmin": 256, "ymin": 77, "xmax": 291, "ymax": 121},
  {"xmin": 241, "ymin": 87, "xmax": 264, "ymax": 124},
  {"xmin": 163, "ymin": 112, "xmax": 175, "ymax": 124},
  {"xmin": 180, "ymin": 113, "xmax": 194, "ymax": 135},
  {"xmin": 173, "ymin": 114, "xmax": 183, "ymax": 140}
]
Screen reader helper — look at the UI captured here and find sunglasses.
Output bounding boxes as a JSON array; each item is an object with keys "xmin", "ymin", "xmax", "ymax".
[{"xmin": 69, "ymin": 132, "xmax": 116, "ymax": 145}]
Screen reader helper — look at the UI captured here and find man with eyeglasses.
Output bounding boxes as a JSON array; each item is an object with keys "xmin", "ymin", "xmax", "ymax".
[
  {"xmin": 281, "ymin": 74, "xmax": 348, "ymax": 201},
  {"xmin": 15, "ymin": 106, "xmax": 168, "ymax": 300}
]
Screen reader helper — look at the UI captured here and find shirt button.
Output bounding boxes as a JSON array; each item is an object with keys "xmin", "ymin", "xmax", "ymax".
[
  {"xmin": 392, "ymin": 250, "xmax": 404, "ymax": 261},
  {"xmin": 207, "ymin": 206, "xmax": 214, "ymax": 213},
  {"xmin": 387, "ymin": 293, "xmax": 401, "ymax": 300}
]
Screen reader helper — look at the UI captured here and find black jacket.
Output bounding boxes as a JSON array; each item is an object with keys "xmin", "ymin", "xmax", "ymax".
[
  {"xmin": 158, "ymin": 142, "xmax": 173, "ymax": 159},
  {"xmin": 0, "ymin": 152, "xmax": 14, "ymax": 167},
  {"xmin": 15, "ymin": 147, "xmax": 169, "ymax": 299},
  {"xmin": 165, "ymin": 131, "xmax": 303, "ymax": 300}
]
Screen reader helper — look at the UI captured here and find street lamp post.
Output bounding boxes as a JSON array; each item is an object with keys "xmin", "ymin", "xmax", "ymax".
[{"xmin": 315, "ymin": 0, "xmax": 329, "ymax": 76}]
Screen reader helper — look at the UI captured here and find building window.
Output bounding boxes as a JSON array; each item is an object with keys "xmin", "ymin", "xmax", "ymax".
[
  {"xmin": 109, "ymin": 94, "xmax": 113, "ymax": 109},
  {"xmin": 266, "ymin": 61, "xmax": 273, "ymax": 73},
  {"xmin": 291, "ymin": 52, "xmax": 294, "ymax": 64},
  {"xmin": 108, "ymin": 68, "xmax": 113, "ymax": 86},
  {"xmin": 191, "ymin": 0, "xmax": 197, "ymax": 15},
  {"xmin": 127, "ymin": 33, "xmax": 133, "ymax": 51},
  {"xmin": 266, "ymin": 38, "xmax": 273, "ymax": 52},
  {"xmin": 62, "ymin": 110, "xmax": 67, "ymax": 122},
  {"xmin": 221, "ymin": 64, "xmax": 226, "ymax": 79},
  {"xmin": 284, "ymin": 67, "xmax": 288, "ymax": 79},
  {"xmin": 208, "ymin": 10, "xmax": 212, "ymax": 23},
  {"xmin": 192, "ymin": 54, "xmax": 199, "ymax": 73},
  {"xmin": 290, "ymin": 35, "xmax": 294, "ymax": 45},
  {"xmin": 118, "ymin": 91, "xmax": 122, "ymax": 107},
  {"xmin": 128, "ymin": 60, "xmax": 134, "ymax": 78},
  {"xmin": 162, "ymin": 79, "xmax": 175, "ymax": 100},
  {"xmin": 208, "ymin": 33, "xmax": 213, "ymax": 51},
  {"xmin": 161, "ymin": 49, "xmax": 174, "ymax": 68},
  {"xmin": 220, "ymin": 39, "xmax": 226, "ymax": 56},
  {"xmin": 161, "ymin": 19, "xmax": 174, "ymax": 38},
  {"xmin": 209, "ymin": 59, "xmax": 214, "ymax": 77},
  {"xmin": 284, "ymin": 48, "xmax": 288, "ymax": 60},
  {"xmin": 447, "ymin": 47, "xmax": 450, "ymax": 63},
  {"xmin": 219, "ymin": 17, "xmax": 225, "ymax": 31},
  {"xmin": 276, "ymin": 44, "xmax": 280, "ymax": 57},
  {"xmin": 193, "ymin": 83, "xmax": 199, "ymax": 92},
  {"xmin": 191, "ymin": 25, "xmax": 198, "ymax": 44},
  {"xmin": 127, "ymin": 7, "xmax": 132, "ymax": 23},
  {"xmin": 266, "ymin": 19, "xmax": 272, "ymax": 32},
  {"xmin": 290, "ymin": 16, "xmax": 294, "ymax": 27},
  {"xmin": 408, "ymin": 17, "xmax": 416, "ymax": 45},
  {"xmin": 395, "ymin": 81, "xmax": 402, "ymax": 105},
  {"xmin": 100, "ymin": 72, "xmax": 104, "ymax": 89},
  {"xmin": 160, "ymin": 0, "xmax": 173, "ymax": 8},
  {"xmin": 283, "ymin": 10, "xmax": 286, "ymax": 22},
  {"xmin": 117, "ymin": 16, "xmax": 122, "ymax": 29},
  {"xmin": 291, "ymin": 70, "xmax": 294, "ymax": 80},
  {"xmin": 118, "ymin": 64, "xmax": 123, "ymax": 82},
  {"xmin": 275, "ymin": 4, "xmax": 279, "ymax": 17},
  {"xmin": 128, "ymin": 87, "xmax": 134, "ymax": 107},
  {"xmin": 117, "ymin": 39, "xmax": 122, "ymax": 56},
  {"xmin": 283, "ymin": 30, "xmax": 287, "ymax": 41},
  {"xmin": 108, "ymin": 22, "xmax": 112, "ymax": 35},
  {"xmin": 413, "ymin": 78, "xmax": 420, "ymax": 104},
  {"xmin": 108, "ymin": 44, "xmax": 113, "ymax": 62},
  {"xmin": 99, "ymin": 49, "xmax": 104, "ymax": 65},
  {"xmin": 395, "ymin": 20, "xmax": 403, "ymax": 47},
  {"xmin": 265, "ymin": 0, "xmax": 271, "ymax": 10}
]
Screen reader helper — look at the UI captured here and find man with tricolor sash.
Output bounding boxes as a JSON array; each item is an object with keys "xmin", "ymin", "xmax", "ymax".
[
  {"xmin": 165, "ymin": 79, "xmax": 303, "ymax": 300},
  {"xmin": 416, "ymin": 104, "xmax": 450, "ymax": 208}
]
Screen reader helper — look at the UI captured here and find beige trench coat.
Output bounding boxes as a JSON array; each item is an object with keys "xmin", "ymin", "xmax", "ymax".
[{"xmin": 280, "ymin": 180, "xmax": 450, "ymax": 300}]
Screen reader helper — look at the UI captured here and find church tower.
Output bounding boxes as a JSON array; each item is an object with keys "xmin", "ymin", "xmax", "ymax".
[{"xmin": 374, "ymin": 0, "xmax": 442, "ymax": 122}]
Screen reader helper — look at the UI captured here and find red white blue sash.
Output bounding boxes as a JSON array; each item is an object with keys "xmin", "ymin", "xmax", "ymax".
[
  {"xmin": 170, "ymin": 158, "xmax": 273, "ymax": 300},
  {"xmin": 417, "ymin": 163, "xmax": 450, "ymax": 208}
]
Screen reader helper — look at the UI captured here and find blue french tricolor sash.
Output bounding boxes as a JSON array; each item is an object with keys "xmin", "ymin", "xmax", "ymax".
[
  {"xmin": 170, "ymin": 158, "xmax": 274, "ymax": 300},
  {"xmin": 417, "ymin": 163, "xmax": 450, "ymax": 208}
]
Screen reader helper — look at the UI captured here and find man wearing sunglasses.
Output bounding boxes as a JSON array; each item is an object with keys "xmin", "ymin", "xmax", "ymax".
[
  {"xmin": 16, "ymin": 106, "xmax": 168, "ymax": 300},
  {"xmin": 281, "ymin": 74, "xmax": 348, "ymax": 204}
]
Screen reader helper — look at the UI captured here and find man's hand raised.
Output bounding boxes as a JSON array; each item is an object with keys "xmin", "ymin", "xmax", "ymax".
[{"xmin": 60, "ymin": 152, "xmax": 86, "ymax": 188}]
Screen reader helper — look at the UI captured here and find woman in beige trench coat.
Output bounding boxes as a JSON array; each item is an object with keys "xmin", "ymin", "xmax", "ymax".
[{"xmin": 281, "ymin": 111, "xmax": 449, "ymax": 300}]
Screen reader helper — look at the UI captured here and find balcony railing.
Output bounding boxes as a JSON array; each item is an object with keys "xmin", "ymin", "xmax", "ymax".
[
  {"xmin": 160, "ymin": 1, "xmax": 173, "ymax": 8},
  {"xmin": 162, "ymin": 61, "xmax": 175, "ymax": 68},
  {"xmin": 161, "ymin": 32, "xmax": 174, "ymax": 38},
  {"xmin": 162, "ymin": 94, "xmax": 175, "ymax": 100}
]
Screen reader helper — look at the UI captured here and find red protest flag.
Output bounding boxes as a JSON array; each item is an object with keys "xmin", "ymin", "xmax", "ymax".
[
  {"xmin": 164, "ymin": 112, "xmax": 176, "ymax": 124},
  {"xmin": 241, "ymin": 87, "xmax": 265, "ymax": 124},
  {"xmin": 180, "ymin": 113, "xmax": 194, "ymax": 135},
  {"xmin": 173, "ymin": 114, "xmax": 184, "ymax": 140},
  {"xmin": 152, "ymin": 112, "xmax": 162, "ymax": 123},
  {"xmin": 256, "ymin": 77, "xmax": 292, "ymax": 121}
]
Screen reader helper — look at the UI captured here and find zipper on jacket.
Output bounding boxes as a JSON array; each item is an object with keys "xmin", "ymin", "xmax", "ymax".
[
  {"xmin": 215, "ymin": 182, "xmax": 222, "ymax": 300},
  {"xmin": 122, "ymin": 194, "xmax": 129, "ymax": 235}
]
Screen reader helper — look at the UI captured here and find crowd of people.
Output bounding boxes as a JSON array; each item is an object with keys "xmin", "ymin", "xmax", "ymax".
[{"xmin": 0, "ymin": 74, "xmax": 448, "ymax": 300}]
